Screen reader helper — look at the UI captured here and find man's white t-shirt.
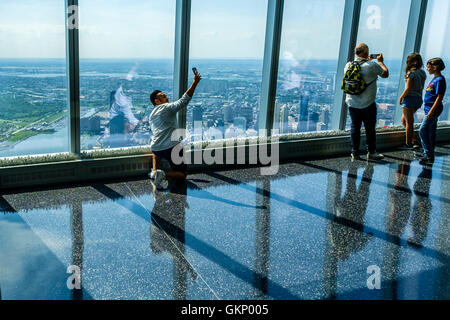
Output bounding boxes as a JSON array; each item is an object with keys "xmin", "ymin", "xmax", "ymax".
[
  {"xmin": 344, "ymin": 59, "xmax": 385, "ymax": 109},
  {"xmin": 149, "ymin": 93, "xmax": 191, "ymax": 152}
]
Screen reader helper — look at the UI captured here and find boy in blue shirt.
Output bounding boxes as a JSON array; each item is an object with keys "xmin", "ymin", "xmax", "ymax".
[{"xmin": 419, "ymin": 58, "xmax": 446, "ymax": 165}]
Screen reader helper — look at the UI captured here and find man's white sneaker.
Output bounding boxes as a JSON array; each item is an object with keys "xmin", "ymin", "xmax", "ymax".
[
  {"xmin": 367, "ymin": 152, "xmax": 384, "ymax": 161},
  {"xmin": 149, "ymin": 170, "xmax": 156, "ymax": 180}
]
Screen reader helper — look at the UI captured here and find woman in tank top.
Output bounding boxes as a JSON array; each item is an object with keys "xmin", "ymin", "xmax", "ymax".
[{"xmin": 398, "ymin": 53, "xmax": 427, "ymax": 150}]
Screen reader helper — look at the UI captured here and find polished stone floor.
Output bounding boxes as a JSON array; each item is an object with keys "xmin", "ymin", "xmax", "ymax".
[{"xmin": 0, "ymin": 144, "xmax": 449, "ymax": 300}]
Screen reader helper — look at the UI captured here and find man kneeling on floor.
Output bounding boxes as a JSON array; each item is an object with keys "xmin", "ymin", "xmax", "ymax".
[{"xmin": 149, "ymin": 69, "xmax": 202, "ymax": 189}]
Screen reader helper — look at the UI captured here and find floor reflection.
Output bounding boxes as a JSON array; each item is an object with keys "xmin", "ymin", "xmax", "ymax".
[
  {"xmin": 323, "ymin": 163, "xmax": 374, "ymax": 299},
  {"xmin": 435, "ymin": 156, "xmax": 450, "ymax": 298},
  {"xmin": 253, "ymin": 179, "xmax": 271, "ymax": 299},
  {"xmin": 0, "ymin": 145, "xmax": 449, "ymax": 299},
  {"xmin": 70, "ymin": 201, "xmax": 84, "ymax": 300},
  {"xmin": 149, "ymin": 180, "xmax": 197, "ymax": 300},
  {"xmin": 409, "ymin": 166, "xmax": 432, "ymax": 248},
  {"xmin": 382, "ymin": 158, "xmax": 414, "ymax": 299}
]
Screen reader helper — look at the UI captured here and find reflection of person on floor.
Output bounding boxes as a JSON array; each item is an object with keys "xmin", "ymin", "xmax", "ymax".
[
  {"xmin": 330, "ymin": 163, "xmax": 374, "ymax": 260},
  {"xmin": 109, "ymin": 85, "xmax": 147, "ymax": 147},
  {"xmin": 322, "ymin": 164, "xmax": 374, "ymax": 299},
  {"xmin": 408, "ymin": 167, "xmax": 432, "ymax": 248},
  {"xmin": 382, "ymin": 159, "xmax": 412, "ymax": 299},
  {"xmin": 71, "ymin": 201, "xmax": 84, "ymax": 300},
  {"xmin": 149, "ymin": 180, "xmax": 197, "ymax": 300},
  {"xmin": 387, "ymin": 159, "xmax": 413, "ymax": 238}
]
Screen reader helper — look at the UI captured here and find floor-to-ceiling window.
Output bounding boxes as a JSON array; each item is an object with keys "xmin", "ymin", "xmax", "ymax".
[
  {"xmin": 421, "ymin": 0, "xmax": 450, "ymax": 123},
  {"xmin": 78, "ymin": 0, "xmax": 176, "ymax": 151},
  {"xmin": 0, "ymin": 0, "xmax": 69, "ymax": 157},
  {"xmin": 273, "ymin": 0, "xmax": 346, "ymax": 135},
  {"xmin": 1, "ymin": 0, "xmax": 449, "ymax": 165},
  {"xmin": 187, "ymin": 0, "xmax": 268, "ymax": 142}
]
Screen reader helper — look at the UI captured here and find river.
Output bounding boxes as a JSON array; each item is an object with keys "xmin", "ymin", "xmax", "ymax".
[{"xmin": 0, "ymin": 126, "xmax": 69, "ymax": 158}]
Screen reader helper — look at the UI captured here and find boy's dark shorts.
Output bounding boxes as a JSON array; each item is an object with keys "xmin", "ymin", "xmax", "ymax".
[{"xmin": 152, "ymin": 144, "xmax": 187, "ymax": 173}]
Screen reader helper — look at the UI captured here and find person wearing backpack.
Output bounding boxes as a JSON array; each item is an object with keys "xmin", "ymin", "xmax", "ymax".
[{"xmin": 343, "ymin": 43, "xmax": 389, "ymax": 161}]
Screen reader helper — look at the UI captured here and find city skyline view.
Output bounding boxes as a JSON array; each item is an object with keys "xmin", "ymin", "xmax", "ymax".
[{"xmin": 2, "ymin": 56, "xmax": 447, "ymax": 158}]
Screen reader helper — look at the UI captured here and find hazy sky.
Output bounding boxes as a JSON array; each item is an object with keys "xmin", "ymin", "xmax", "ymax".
[
  {"xmin": 0, "ymin": 0, "xmax": 66, "ymax": 58},
  {"xmin": 280, "ymin": 0, "xmax": 346, "ymax": 62},
  {"xmin": 422, "ymin": 0, "xmax": 450, "ymax": 60},
  {"xmin": 357, "ymin": 0, "xmax": 410, "ymax": 60},
  {"xmin": 0, "ymin": 0, "xmax": 448, "ymax": 60}
]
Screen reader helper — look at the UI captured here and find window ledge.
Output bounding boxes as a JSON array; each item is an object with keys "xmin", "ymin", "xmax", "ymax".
[{"xmin": 1, "ymin": 123, "xmax": 449, "ymax": 170}]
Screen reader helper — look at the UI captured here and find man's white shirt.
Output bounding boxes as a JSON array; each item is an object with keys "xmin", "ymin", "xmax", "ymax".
[{"xmin": 149, "ymin": 93, "xmax": 192, "ymax": 151}]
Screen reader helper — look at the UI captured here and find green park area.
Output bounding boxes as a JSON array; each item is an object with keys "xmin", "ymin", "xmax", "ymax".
[
  {"xmin": 0, "ymin": 95, "xmax": 65, "ymax": 143},
  {"xmin": 8, "ymin": 130, "xmax": 38, "ymax": 143}
]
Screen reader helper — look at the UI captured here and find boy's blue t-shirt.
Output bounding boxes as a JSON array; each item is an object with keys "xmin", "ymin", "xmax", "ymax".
[{"xmin": 424, "ymin": 75, "xmax": 446, "ymax": 115}]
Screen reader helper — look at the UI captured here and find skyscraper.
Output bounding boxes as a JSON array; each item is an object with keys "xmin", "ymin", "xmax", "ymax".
[
  {"xmin": 237, "ymin": 106, "xmax": 253, "ymax": 129},
  {"xmin": 320, "ymin": 108, "xmax": 330, "ymax": 130},
  {"xmin": 192, "ymin": 105, "xmax": 204, "ymax": 127},
  {"xmin": 308, "ymin": 112, "xmax": 319, "ymax": 132},
  {"xmin": 273, "ymin": 101, "xmax": 281, "ymax": 132},
  {"xmin": 222, "ymin": 105, "xmax": 234, "ymax": 124},
  {"xmin": 297, "ymin": 94, "xmax": 309, "ymax": 132},
  {"xmin": 233, "ymin": 117, "xmax": 247, "ymax": 131},
  {"xmin": 280, "ymin": 104, "xmax": 289, "ymax": 134},
  {"xmin": 192, "ymin": 105, "xmax": 204, "ymax": 140}
]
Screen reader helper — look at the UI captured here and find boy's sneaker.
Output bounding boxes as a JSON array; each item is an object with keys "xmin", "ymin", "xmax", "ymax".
[
  {"xmin": 399, "ymin": 144, "xmax": 414, "ymax": 150},
  {"xmin": 367, "ymin": 152, "xmax": 384, "ymax": 161},
  {"xmin": 149, "ymin": 170, "xmax": 156, "ymax": 180}
]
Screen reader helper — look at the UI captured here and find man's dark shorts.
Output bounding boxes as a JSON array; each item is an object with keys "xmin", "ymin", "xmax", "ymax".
[{"xmin": 152, "ymin": 144, "xmax": 187, "ymax": 173}]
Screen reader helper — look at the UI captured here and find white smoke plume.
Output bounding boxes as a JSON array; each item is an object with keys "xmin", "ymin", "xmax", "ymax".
[
  {"xmin": 126, "ymin": 62, "xmax": 139, "ymax": 81},
  {"xmin": 281, "ymin": 51, "xmax": 302, "ymax": 90}
]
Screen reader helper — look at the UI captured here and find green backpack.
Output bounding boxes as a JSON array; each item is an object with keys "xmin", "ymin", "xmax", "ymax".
[{"xmin": 342, "ymin": 61, "xmax": 372, "ymax": 95}]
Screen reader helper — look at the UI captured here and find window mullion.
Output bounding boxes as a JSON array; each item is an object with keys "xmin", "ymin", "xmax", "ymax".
[
  {"xmin": 174, "ymin": 0, "xmax": 192, "ymax": 130},
  {"xmin": 259, "ymin": 0, "xmax": 284, "ymax": 136},
  {"xmin": 331, "ymin": 0, "xmax": 362, "ymax": 131},
  {"xmin": 65, "ymin": 0, "xmax": 81, "ymax": 155}
]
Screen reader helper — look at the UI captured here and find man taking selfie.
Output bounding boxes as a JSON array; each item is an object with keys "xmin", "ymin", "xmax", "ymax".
[{"xmin": 149, "ymin": 69, "xmax": 202, "ymax": 189}]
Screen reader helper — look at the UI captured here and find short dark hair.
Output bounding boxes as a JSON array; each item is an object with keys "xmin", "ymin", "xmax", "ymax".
[
  {"xmin": 150, "ymin": 90, "xmax": 162, "ymax": 106},
  {"xmin": 355, "ymin": 43, "xmax": 368, "ymax": 56},
  {"xmin": 427, "ymin": 58, "xmax": 446, "ymax": 71}
]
